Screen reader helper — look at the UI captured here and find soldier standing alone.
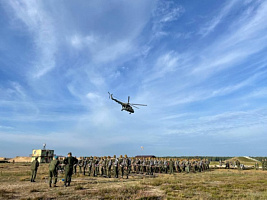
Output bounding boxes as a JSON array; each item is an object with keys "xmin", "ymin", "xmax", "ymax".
[
  {"xmin": 63, "ymin": 152, "xmax": 78, "ymax": 187},
  {"xmin": 31, "ymin": 157, "xmax": 39, "ymax": 182}
]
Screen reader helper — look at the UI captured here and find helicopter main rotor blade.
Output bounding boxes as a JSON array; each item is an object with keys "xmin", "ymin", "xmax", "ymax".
[
  {"xmin": 131, "ymin": 103, "xmax": 147, "ymax": 106},
  {"xmin": 132, "ymin": 105, "xmax": 140, "ymax": 109},
  {"xmin": 128, "ymin": 96, "xmax": 130, "ymax": 103}
]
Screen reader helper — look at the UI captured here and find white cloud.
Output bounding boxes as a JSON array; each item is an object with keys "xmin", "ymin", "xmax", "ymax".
[
  {"xmin": 151, "ymin": 1, "xmax": 184, "ymax": 39},
  {"xmin": 86, "ymin": 92, "xmax": 100, "ymax": 101},
  {"xmin": 199, "ymin": 1, "xmax": 238, "ymax": 37},
  {"xmin": 70, "ymin": 34, "xmax": 98, "ymax": 49},
  {"xmin": 8, "ymin": 0, "xmax": 57, "ymax": 78}
]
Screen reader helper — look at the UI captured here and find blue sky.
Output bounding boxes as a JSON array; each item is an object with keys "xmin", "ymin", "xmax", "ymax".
[{"xmin": 1, "ymin": 0, "xmax": 267, "ymax": 157}]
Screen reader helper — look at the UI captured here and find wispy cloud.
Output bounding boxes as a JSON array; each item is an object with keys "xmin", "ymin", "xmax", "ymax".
[
  {"xmin": 151, "ymin": 1, "xmax": 184, "ymax": 39},
  {"xmin": 7, "ymin": 0, "xmax": 57, "ymax": 78},
  {"xmin": 199, "ymin": 0, "xmax": 238, "ymax": 37}
]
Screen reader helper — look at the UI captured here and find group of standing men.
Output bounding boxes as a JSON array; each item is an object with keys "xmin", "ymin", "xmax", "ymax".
[
  {"xmin": 72, "ymin": 156, "xmax": 210, "ymax": 179},
  {"xmin": 30, "ymin": 152, "xmax": 78, "ymax": 187}
]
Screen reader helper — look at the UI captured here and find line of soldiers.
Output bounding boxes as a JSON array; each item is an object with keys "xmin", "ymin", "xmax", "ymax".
[{"xmin": 71, "ymin": 156, "xmax": 210, "ymax": 178}]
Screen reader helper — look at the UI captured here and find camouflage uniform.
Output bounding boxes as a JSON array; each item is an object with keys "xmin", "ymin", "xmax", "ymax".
[
  {"xmin": 94, "ymin": 157, "xmax": 99, "ymax": 176},
  {"xmin": 185, "ymin": 160, "xmax": 190, "ymax": 173},
  {"xmin": 63, "ymin": 152, "xmax": 78, "ymax": 187},
  {"xmin": 149, "ymin": 158, "xmax": 154, "ymax": 175},
  {"xmin": 83, "ymin": 158, "xmax": 87, "ymax": 175},
  {"xmin": 236, "ymin": 160, "xmax": 240, "ymax": 170},
  {"xmin": 107, "ymin": 156, "xmax": 112, "ymax": 178},
  {"xmin": 88, "ymin": 157, "xmax": 92, "ymax": 176},
  {"xmin": 119, "ymin": 155, "xmax": 124, "ymax": 178},
  {"xmin": 78, "ymin": 159, "xmax": 83, "ymax": 174},
  {"xmin": 73, "ymin": 157, "xmax": 77, "ymax": 174},
  {"xmin": 91, "ymin": 157, "xmax": 96, "ymax": 176},
  {"xmin": 103, "ymin": 156, "xmax": 107, "ymax": 176},
  {"xmin": 114, "ymin": 156, "xmax": 119, "ymax": 178},
  {"xmin": 163, "ymin": 159, "xmax": 168, "ymax": 174},
  {"xmin": 121, "ymin": 155, "xmax": 131, "ymax": 179},
  {"xmin": 136, "ymin": 159, "xmax": 141, "ymax": 174},
  {"xmin": 99, "ymin": 158, "xmax": 104, "ymax": 176},
  {"xmin": 169, "ymin": 159, "xmax": 174, "ymax": 174},
  {"xmin": 225, "ymin": 161, "xmax": 230, "ymax": 169},
  {"xmin": 31, "ymin": 157, "xmax": 39, "ymax": 182},
  {"xmin": 49, "ymin": 156, "xmax": 60, "ymax": 187}
]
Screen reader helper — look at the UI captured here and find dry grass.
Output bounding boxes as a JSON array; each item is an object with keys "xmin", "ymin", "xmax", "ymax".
[{"xmin": 0, "ymin": 163, "xmax": 267, "ymax": 199}]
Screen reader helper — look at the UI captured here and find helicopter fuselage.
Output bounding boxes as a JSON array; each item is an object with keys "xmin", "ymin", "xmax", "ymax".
[{"xmin": 121, "ymin": 104, "xmax": 134, "ymax": 113}]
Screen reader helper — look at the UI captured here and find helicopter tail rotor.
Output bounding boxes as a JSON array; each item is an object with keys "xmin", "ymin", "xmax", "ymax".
[{"xmin": 108, "ymin": 92, "xmax": 113, "ymax": 99}]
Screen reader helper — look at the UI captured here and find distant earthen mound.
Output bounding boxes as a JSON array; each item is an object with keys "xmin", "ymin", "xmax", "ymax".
[{"xmin": 9, "ymin": 156, "xmax": 32, "ymax": 163}]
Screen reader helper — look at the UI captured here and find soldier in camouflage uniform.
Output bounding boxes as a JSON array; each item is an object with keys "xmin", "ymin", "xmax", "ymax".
[
  {"xmin": 132, "ymin": 157, "xmax": 136, "ymax": 173},
  {"xmin": 113, "ymin": 155, "xmax": 119, "ymax": 178},
  {"xmin": 225, "ymin": 161, "xmax": 230, "ymax": 169},
  {"xmin": 142, "ymin": 158, "xmax": 147, "ymax": 174},
  {"xmin": 255, "ymin": 162, "xmax": 259, "ymax": 170},
  {"xmin": 236, "ymin": 160, "xmax": 240, "ymax": 170},
  {"xmin": 63, "ymin": 152, "xmax": 78, "ymax": 187},
  {"xmin": 73, "ymin": 156, "xmax": 77, "ymax": 174},
  {"xmin": 169, "ymin": 159, "xmax": 174, "ymax": 174},
  {"xmin": 185, "ymin": 159, "xmax": 190, "ymax": 173},
  {"xmin": 163, "ymin": 159, "xmax": 168, "ymax": 174},
  {"xmin": 119, "ymin": 155, "xmax": 125, "ymax": 178},
  {"xmin": 31, "ymin": 157, "xmax": 39, "ymax": 182},
  {"xmin": 125, "ymin": 155, "xmax": 131, "ymax": 179},
  {"xmin": 78, "ymin": 158, "xmax": 83, "ymax": 174},
  {"xmin": 91, "ymin": 157, "xmax": 96, "ymax": 176},
  {"xmin": 159, "ymin": 158, "xmax": 163, "ymax": 173},
  {"xmin": 88, "ymin": 157, "xmax": 92, "ymax": 176},
  {"xmin": 103, "ymin": 156, "xmax": 107, "ymax": 176},
  {"xmin": 95, "ymin": 157, "xmax": 99, "ymax": 176},
  {"xmin": 149, "ymin": 158, "xmax": 154, "ymax": 175},
  {"xmin": 136, "ymin": 158, "xmax": 141, "ymax": 174},
  {"xmin": 83, "ymin": 157, "xmax": 87, "ymax": 175},
  {"xmin": 48, "ymin": 156, "xmax": 60, "ymax": 187},
  {"xmin": 99, "ymin": 157, "xmax": 104, "ymax": 176},
  {"xmin": 107, "ymin": 156, "xmax": 112, "ymax": 178}
]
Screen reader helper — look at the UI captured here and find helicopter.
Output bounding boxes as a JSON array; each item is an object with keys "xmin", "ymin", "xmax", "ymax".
[{"xmin": 108, "ymin": 92, "xmax": 147, "ymax": 114}]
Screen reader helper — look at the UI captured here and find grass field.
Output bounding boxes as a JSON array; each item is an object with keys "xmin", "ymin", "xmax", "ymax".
[{"xmin": 0, "ymin": 162, "xmax": 267, "ymax": 199}]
